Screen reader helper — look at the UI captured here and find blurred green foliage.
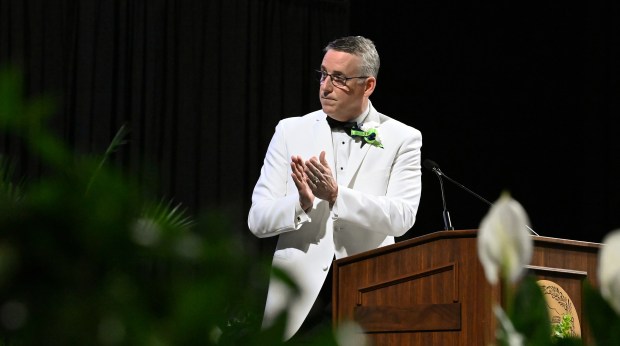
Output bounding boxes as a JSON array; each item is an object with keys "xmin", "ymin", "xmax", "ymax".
[
  {"xmin": 581, "ymin": 280, "xmax": 620, "ymax": 345},
  {"xmin": 5, "ymin": 63, "xmax": 618, "ymax": 345},
  {"xmin": 0, "ymin": 66, "xmax": 338, "ymax": 345}
]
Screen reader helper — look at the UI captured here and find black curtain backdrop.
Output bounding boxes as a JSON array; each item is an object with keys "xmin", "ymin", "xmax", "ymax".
[
  {"xmin": 1, "ymin": 0, "xmax": 618, "ymax": 260},
  {"xmin": 0, "ymin": 0, "xmax": 350, "ymax": 255},
  {"xmin": 351, "ymin": 1, "xmax": 620, "ymax": 243}
]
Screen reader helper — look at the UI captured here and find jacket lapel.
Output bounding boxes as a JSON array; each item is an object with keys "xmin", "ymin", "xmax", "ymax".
[
  {"xmin": 343, "ymin": 106, "xmax": 381, "ymax": 186},
  {"xmin": 313, "ymin": 114, "xmax": 336, "ymax": 170}
]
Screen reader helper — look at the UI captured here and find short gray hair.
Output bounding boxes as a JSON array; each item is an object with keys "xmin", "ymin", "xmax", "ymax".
[{"xmin": 324, "ymin": 36, "xmax": 380, "ymax": 79}]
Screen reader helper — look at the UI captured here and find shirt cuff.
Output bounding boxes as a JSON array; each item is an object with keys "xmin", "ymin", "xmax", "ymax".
[
  {"xmin": 330, "ymin": 193, "xmax": 340, "ymax": 220},
  {"xmin": 294, "ymin": 202, "xmax": 311, "ymax": 228}
]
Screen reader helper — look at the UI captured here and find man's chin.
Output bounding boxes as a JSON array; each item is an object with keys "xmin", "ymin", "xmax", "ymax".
[{"xmin": 321, "ymin": 104, "xmax": 336, "ymax": 115}]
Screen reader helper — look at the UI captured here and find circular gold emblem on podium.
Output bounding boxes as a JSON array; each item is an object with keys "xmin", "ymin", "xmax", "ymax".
[{"xmin": 537, "ymin": 279, "xmax": 581, "ymax": 338}]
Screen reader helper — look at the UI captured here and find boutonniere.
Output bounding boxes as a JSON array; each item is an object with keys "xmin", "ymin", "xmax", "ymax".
[{"xmin": 351, "ymin": 121, "xmax": 383, "ymax": 148}]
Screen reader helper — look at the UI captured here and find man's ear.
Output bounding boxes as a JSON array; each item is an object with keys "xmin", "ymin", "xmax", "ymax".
[{"xmin": 364, "ymin": 76, "xmax": 377, "ymax": 97}]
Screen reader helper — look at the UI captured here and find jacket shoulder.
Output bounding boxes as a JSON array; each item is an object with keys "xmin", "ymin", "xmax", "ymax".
[
  {"xmin": 376, "ymin": 113, "xmax": 422, "ymax": 139},
  {"xmin": 278, "ymin": 109, "xmax": 324, "ymax": 128}
]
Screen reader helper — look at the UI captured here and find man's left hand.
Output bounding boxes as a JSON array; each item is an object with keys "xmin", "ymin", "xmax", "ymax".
[{"xmin": 305, "ymin": 151, "xmax": 338, "ymax": 207}]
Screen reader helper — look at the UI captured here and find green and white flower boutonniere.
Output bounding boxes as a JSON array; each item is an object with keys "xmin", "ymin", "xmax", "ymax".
[{"xmin": 352, "ymin": 121, "xmax": 383, "ymax": 148}]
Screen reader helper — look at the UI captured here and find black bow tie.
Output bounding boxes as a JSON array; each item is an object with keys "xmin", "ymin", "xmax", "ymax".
[{"xmin": 326, "ymin": 117, "xmax": 358, "ymax": 131}]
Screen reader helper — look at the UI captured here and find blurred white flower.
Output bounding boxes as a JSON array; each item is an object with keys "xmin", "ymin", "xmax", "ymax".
[
  {"xmin": 598, "ymin": 229, "xmax": 620, "ymax": 315},
  {"xmin": 493, "ymin": 305, "xmax": 525, "ymax": 346},
  {"xmin": 477, "ymin": 192, "xmax": 533, "ymax": 285},
  {"xmin": 335, "ymin": 320, "xmax": 370, "ymax": 346},
  {"xmin": 131, "ymin": 217, "xmax": 161, "ymax": 247}
]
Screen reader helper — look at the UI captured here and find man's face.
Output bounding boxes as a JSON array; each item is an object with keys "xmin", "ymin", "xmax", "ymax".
[{"xmin": 318, "ymin": 50, "xmax": 370, "ymax": 121}]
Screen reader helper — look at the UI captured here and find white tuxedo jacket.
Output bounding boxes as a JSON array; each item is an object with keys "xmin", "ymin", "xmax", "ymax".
[{"xmin": 248, "ymin": 102, "xmax": 422, "ymax": 340}]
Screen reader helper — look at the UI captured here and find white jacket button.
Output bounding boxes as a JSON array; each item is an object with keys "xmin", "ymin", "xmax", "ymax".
[{"xmin": 322, "ymin": 266, "xmax": 329, "ymax": 271}]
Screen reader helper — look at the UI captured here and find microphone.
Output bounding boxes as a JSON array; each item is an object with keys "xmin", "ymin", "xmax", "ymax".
[
  {"xmin": 423, "ymin": 159, "xmax": 539, "ymax": 236},
  {"xmin": 423, "ymin": 159, "xmax": 454, "ymax": 230}
]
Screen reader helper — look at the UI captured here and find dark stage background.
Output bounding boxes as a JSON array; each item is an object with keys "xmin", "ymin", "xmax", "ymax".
[
  {"xmin": 1, "ymin": 0, "xmax": 618, "ymax": 258},
  {"xmin": 351, "ymin": 2, "xmax": 620, "ymax": 243}
]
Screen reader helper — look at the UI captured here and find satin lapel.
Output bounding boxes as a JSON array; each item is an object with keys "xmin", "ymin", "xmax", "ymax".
[
  {"xmin": 313, "ymin": 115, "xmax": 336, "ymax": 170},
  {"xmin": 344, "ymin": 140, "xmax": 371, "ymax": 186},
  {"xmin": 343, "ymin": 108, "xmax": 381, "ymax": 186}
]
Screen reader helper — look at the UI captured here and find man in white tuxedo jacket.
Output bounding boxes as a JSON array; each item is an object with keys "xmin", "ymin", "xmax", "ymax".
[{"xmin": 248, "ymin": 35, "xmax": 422, "ymax": 342}]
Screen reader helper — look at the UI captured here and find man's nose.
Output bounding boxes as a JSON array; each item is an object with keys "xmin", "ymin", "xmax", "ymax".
[{"xmin": 321, "ymin": 76, "xmax": 334, "ymax": 92}]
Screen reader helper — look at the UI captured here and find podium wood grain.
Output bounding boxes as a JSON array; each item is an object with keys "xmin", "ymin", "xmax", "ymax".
[{"xmin": 332, "ymin": 230, "xmax": 601, "ymax": 345}]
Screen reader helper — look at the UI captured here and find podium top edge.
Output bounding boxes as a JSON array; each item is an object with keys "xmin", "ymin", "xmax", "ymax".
[{"xmin": 333, "ymin": 229, "xmax": 602, "ymax": 266}]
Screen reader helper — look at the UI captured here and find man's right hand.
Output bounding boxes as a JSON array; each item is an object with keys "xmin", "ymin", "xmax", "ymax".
[{"xmin": 291, "ymin": 155, "xmax": 314, "ymax": 212}]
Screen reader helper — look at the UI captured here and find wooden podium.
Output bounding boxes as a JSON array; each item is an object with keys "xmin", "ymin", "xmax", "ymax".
[{"xmin": 332, "ymin": 230, "xmax": 602, "ymax": 345}]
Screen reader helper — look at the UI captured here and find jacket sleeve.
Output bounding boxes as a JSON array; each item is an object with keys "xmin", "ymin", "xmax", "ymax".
[{"xmin": 247, "ymin": 120, "xmax": 309, "ymax": 238}]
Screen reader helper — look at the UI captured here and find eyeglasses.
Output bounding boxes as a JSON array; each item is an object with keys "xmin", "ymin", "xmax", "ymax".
[{"xmin": 316, "ymin": 70, "xmax": 368, "ymax": 88}]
